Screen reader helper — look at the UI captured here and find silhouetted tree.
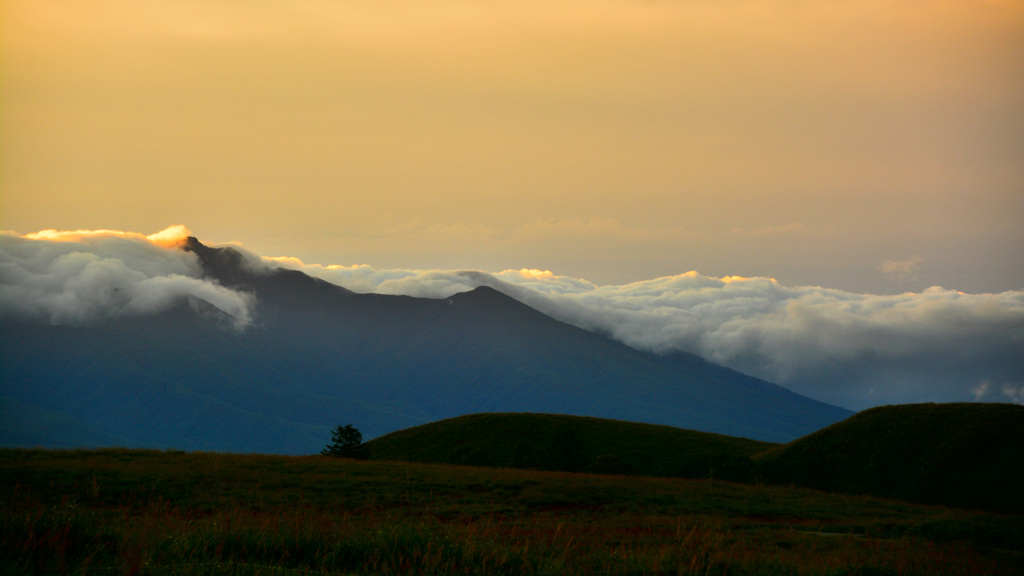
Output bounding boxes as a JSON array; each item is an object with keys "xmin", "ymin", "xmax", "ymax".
[{"xmin": 321, "ymin": 424, "xmax": 367, "ymax": 459}]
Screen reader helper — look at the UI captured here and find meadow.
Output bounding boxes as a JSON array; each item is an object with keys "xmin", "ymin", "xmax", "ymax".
[{"xmin": 2, "ymin": 449, "xmax": 1022, "ymax": 575}]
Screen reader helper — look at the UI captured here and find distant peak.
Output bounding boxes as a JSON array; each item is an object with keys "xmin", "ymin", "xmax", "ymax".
[
  {"xmin": 448, "ymin": 285, "xmax": 507, "ymax": 301},
  {"xmin": 182, "ymin": 235, "xmax": 205, "ymax": 251},
  {"xmin": 182, "ymin": 236, "xmax": 239, "ymax": 262},
  {"xmin": 445, "ymin": 284, "xmax": 538, "ymax": 314},
  {"xmin": 180, "ymin": 237, "xmax": 356, "ymax": 298},
  {"xmin": 181, "ymin": 236, "xmax": 250, "ymax": 287},
  {"xmin": 466, "ymin": 285, "xmax": 503, "ymax": 296}
]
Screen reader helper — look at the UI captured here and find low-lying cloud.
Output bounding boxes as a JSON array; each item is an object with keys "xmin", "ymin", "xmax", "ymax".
[
  {"xmin": 3, "ymin": 226, "xmax": 1021, "ymax": 410},
  {"xmin": 271, "ymin": 259, "xmax": 1024, "ymax": 410},
  {"xmin": 0, "ymin": 226, "xmax": 253, "ymax": 329}
]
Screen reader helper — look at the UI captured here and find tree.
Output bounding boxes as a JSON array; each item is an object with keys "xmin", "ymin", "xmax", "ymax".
[{"xmin": 321, "ymin": 424, "xmax": 367, "ymax": 459}]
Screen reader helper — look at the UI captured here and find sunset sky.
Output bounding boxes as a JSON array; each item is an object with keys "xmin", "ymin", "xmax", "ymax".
[{"xmin": 3, "ymin": 0, "xmax": 1023, "ymax": 294}]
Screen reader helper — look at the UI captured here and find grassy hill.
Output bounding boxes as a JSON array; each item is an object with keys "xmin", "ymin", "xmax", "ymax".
[
  {"xmin": 754, "ymin": 403, "xmax": 1024, "ymax": 513},
  {"xmin": 365, "ymin": 412, "xmax": 775, "ymax": 480}
]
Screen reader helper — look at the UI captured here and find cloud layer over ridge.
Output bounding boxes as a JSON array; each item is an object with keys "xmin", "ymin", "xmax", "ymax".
[
  {"xmin": 267, "ymin": 258, "xmax": 1024, "ymax": 411},
  {"xmin": 1, "ymin": 226, "xmax": 1021, "ymax": 410},
  {"xmin": 0, "ymin": 226, "xmax": 253, "ymax": 328}
]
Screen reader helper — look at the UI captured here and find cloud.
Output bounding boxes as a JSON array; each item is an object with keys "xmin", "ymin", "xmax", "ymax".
[
  {"xmin": 3, "ymin": 226, "xmax": 1021, "ymax": 410},
  {"xmin": 271, "ymin": 257, "xmax": 1024, "ymax": 410},
  {"xmin": 1002, "ymin": 383, "xmax": 1024, "ymax": 404},
  {"xmin": 0, "ymin": 226, "xmax": 253, "ymax": 329},
  {"xmin": 878, "ymin": 255, "xmax": 923, "ymax": 281},
  {"xmin": 24, "ymin": 224, "xmax": 192, "ymax": 248}
]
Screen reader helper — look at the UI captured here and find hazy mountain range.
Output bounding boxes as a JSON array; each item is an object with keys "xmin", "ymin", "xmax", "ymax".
[{"xmin": 0, "ymin": 237, "xmax": 852, "ymax": 453}]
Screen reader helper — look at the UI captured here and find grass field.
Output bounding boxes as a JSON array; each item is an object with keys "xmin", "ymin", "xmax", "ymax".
[{"xmin": 2, "ymin": 448, "xmax": 1022, "ymax": 575}]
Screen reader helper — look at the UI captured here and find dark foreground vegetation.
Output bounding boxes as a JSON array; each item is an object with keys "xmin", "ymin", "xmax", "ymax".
[
  {"xmin": 3, "ymin": 448, "xmax": 1022, "ymax": 575},
  {"xmin": 756, "ymin": 403, "xmax": 1024, "ymax": 513}
]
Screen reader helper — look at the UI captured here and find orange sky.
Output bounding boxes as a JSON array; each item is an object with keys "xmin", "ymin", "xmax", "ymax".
[{"xmin": 2, "ymin": 0, "xmax": 1022, "ymax": 293}]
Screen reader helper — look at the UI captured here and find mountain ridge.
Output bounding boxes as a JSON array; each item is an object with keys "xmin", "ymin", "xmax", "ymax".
[{"xmin": 0, "ymin": 238, "xmax": 852, "ymax": 452}]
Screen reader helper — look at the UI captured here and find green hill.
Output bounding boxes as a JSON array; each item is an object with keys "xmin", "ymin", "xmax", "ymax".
[
  {"xmin": 754, "ymin": 403, "xmax": 1024, "ymax": 513},
  {"xmin": 365, "ymin": 412, "xmax": 776, "ymax": 479}
]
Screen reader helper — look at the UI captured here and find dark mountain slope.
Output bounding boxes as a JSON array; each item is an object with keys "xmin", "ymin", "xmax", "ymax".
[
  {"xmin": 366, "ymin": 413, "xmax": 776, "ymax": 479},
  {"xmin": 0, "ymin": 238, "xmax": 851, "ymax": 453},
  {"xmin": 0, "ymin": 396, "xmax": 126, "ymax": 449},
  {"xmin": 754, "ymin": 403, "xmax": 1024, "ymax": 512}
]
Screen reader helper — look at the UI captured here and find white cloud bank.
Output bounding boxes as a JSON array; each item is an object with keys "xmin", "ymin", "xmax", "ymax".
[
  {"xmin": 0, "ymin": 226, "xmax": 253, "ymax": 329},
  {"xmin": 2, "ymin": 226, "xmax": 1021, "ymax": 410},
  {"xmin": 270, "ymin": 258, "xmax": 1024, "ymax": 410}
]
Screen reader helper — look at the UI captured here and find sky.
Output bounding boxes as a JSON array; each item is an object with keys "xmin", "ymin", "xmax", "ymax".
[
  {"xmin": 2, "ymin": 0, "xmax": 1022, "ymax": 294},
  {"xmin": 1, "ymin": 2, "xmax": 1023, "ymax": 410}
]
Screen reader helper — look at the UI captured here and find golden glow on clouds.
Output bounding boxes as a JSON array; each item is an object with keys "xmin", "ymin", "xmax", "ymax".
[
  {"xmin": 2, "ymin": 1, "xmax": 1022, "ymax": 292},
  {"xmin": 1, "ymin": 225, "xmax": 252, "ymax": 328},
  {"xmin": 510, "ymin": 269, "xmax": 556, "ymax": 280},
  {"xmin": 22, "ymin": 225, "xmax": 191, "ymax": 248},
  {"xmin": 721, "ymin": 276, "xmax": 759, "ymax": 285},
  {"xmin": 146, "ymin": 225, "xmax": 193, "ymax": 247},
  {"xmin": 24, "ymin": 229, "xmax": 143, "ymax": 242},
  {"xmin": 265, "ymin": 256, "xmax": 311, "ymax": 267}
]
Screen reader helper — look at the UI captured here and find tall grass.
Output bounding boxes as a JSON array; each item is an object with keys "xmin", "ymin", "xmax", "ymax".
[{"xmin": 2, "ymin": 449, "xmax": 1020, "ymax": 575}]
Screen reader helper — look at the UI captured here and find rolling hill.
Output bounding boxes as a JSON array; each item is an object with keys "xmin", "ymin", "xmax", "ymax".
[
  {"xmin": 753, "ymin": 403, "xmax": 1024, "ymax": 513},
  {"xmin": 0, "ymin": 237, "xmax": 851, "ymax": 453},
  {"xmin": 365, "ymin": 412, "xmax": 776, "ymax": 479},
  {"xmin": 365, "ymin": 405, "xmax": 1024, "ymax": 513}
]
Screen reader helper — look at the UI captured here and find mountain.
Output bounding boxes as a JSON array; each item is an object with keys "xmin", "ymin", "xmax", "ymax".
[
  {"xmin": 0, "ymin": 238, "xmax": 851, "ymax": 453},
  {"xmin": 754, "ymin": 403, "xmax": 1024, "ymax": 512},
  {"xmin": 365, "ymin": 413, "xmax": 776, "ymax": 480}
]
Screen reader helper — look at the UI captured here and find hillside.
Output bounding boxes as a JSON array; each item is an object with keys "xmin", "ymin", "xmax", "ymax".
[
  {"xmin": 754, "ymin": 403, "xmax": 1024, "ymax": 513},
  {"xmin": 366, "ymin": 413, "xmax": 775, "ymax": 480},
  {"xmin": 0, "ymin": 238, "xmax": 852, "ymax": 453}
]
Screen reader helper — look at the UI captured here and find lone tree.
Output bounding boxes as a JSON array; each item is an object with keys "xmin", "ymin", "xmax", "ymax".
[{"xmin": 321, "ymin": 424, "xmax": 367, "ymax": 459}]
